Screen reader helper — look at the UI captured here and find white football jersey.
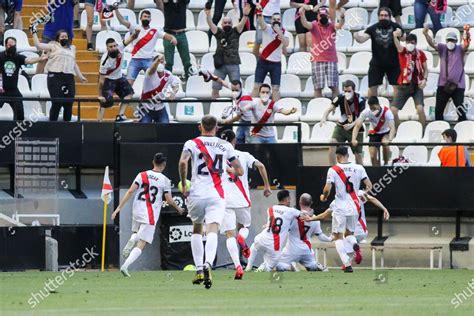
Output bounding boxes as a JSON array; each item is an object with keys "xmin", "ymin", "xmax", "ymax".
[
  {"xmin": 182, "ymin": 136, "xmax": 237, "ymax": 200},
  {"xmin": 259, "ymin": 204, "xmax": 301, "ymax": 251},
  {"xmin": 128, "ymin": 24, "xmax": 165, "ymax": 59},
  {"xmin": 141, "ymin": 70, "xmax": 181, "ymax": 111},
  {"xmin": 326, "ymin": 162, "xmax": 368, "ymax": 216},
  {"xmin": 260, "ymin": 26, "xmax": 289, "ymax": 62},
  {"xmin": 359, "ymin": 106, "xmax": 394, "ymax": 134},
  {"xmin": 99, "ymin": 44, "xmax": 124, "ymax": 80},
  {"xmin": 224, "ymin": 149, "xmax": 257, "ymax": 209},
  {"xmin": 132, "ymin": 170, "xmax": 171, "ymax": 225},
  {"xmin": 246, "ymin": 98, "xmax": 283, "ymax": 137},
  {"xmin": 285, "ymin": 213, "xmax": 324, "ymax": 254}
]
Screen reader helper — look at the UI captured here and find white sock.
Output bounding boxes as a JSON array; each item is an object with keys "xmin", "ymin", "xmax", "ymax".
[
  {"xmin": 238, "ymin": 227, "xmax": 249, "ymax": 240},
  {"xmin": 191, "ymin": 234, "xmax": 204, "ymax": 270},
  {"xmin": 121, "ymin": 247, "xmax": 142, "ymax": 270},
  {"xmin": 226, "ymin": 237, "xmax": 241, "ymax": 268},
  {"xmin": 130, "ymin": 233, "xmax": 139, "ymax": 243},
  {"xmin": 343, "ymin": 238, "xmax": 353, "ymax": 253},
  {"xmin": 245, "ymin": 243, "xmax": 258, "ymax": 271},
  {"xmin": 345, "ymin": 235, "xmax": 357, "ymax": 250},
  {"xmin": 204, "ymin": 232, "xmax": 218, "ymax": 266},
  {"xmin": 335, "ymin": 239, "xmax": 351, "ymax": 267}
]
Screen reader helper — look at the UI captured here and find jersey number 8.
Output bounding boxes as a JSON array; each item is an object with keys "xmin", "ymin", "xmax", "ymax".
[{"xmin": 268, "ymin": 217, "xmax": 283, "ymax": 234}]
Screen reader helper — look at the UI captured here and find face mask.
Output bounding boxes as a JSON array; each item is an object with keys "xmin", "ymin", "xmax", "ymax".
[
  {"xmin": 319, "ymin": 16, "xmax": 328, "ymax": 25},
  {"xmin": 59, "ymin": 39, "xmax": 68, "ymax": 47},
  {"xmin": 406, "ymin": 43, "xmax": 416, "ymax": 52},
  {"xmin": 223, "ymin": 25, "xmax": 232, "ymax": 33},
  {"xmin": 447, "ymin": 42, "xmax": 456, "ymax": 50},
  {"xmin": 260, "ymin": 95, "xmax": 270, "ymax": 103},
  {"xmin": 379, "ymin": 19, "xmax": 390, "ymax": 28},
  {"xmin": 232, "ymin": 91, "xmax": 241, "ymax": 100},
  {"xmin": 157, "ymin": 63, "xmax": 165, "ymax": 73},
  {"xmin": 371, "ymin": 108, "xmax": 381, "ymax": 116},
  {"xmin": 142, "ymin": 19, "xmax": 150, "ymax": 27},
  {"xmin": 108, "ymin": 50, "xmax": 119, "ymax": 58},
  {"xmin": 344, "ymin": 91, "xmax": 353, "ymax": 100},
  {"xmin": 6, "ymin": 46, "xmax": 16, "ymax": 55}
]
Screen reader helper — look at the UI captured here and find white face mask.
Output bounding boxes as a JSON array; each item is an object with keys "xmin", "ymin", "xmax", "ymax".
[
  {"xmin": 406, "ymin": 43, "xmax": 415, "ymax": 52},
  {"xmin": 447, "ymin": 42, "xmax": 456, "ymax": 50},
  {"xmin": 260, "ymin": 95, "xmax": 270, "ymax": 103},
  {"xmin": 232, "ymin": 91, "xmax": 241, "ymax": 100},
  {"xmin": 371, "ymin": 108, "xmax": 381, "ymax": 116},
  {"xmin": 344, "ymin": 91, "xmax": 353, "ymax": 100},
  {"xmin": 157, "ymin": 63, "xmax": 165, "ymax": 72}
]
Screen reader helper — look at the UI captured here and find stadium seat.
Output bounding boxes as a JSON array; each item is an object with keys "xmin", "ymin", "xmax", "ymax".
[
  {"xmin": 226, "ymin": 9, "xmax": 240, "ymax": 25},
  {"xmin": 132, "ymin": 74, "xmax": 145, "ymax": 99},
  {"xmin": 186, "ymin": 9, "xmax": 195, "ymax": 30},
  {"xmin": 310, "ymin": 121, "xmax": 336, "ymax": 142},
  {"xmin": 96, "ymin": 30, "xmax": 122, "ymax": 53},
  {"xmin": 188, "ymin": 0, "xmax": 206, "ymax": 9},
  {"xmin": 359, "ymin": 0, "xmax": 378, "ymax": 8},
  {"xmin": 393, "ymin": 121, "xmax": 423, "ymax": 143},
  {"xmin": 465, "ymin": 52, "xmax": 474, "ymax": 74},
  {"xmin": 0, "ymin": 102, "xmax": 13, "ymax": 120},
  {"xmin": 274, "ymin": 98, "xmax": 302, "ymax": 122},
  {"xmin": 455, "ymin": 5, "xmax": 474, "ymax": 26},
  {"xmin": 346, "ymin": 38, "xmax": 371, "ymax": 53},
  {"xmin": 171, "ymin": 52, "xmax": 197, "ymax": 76},
  {"xmin": 443, "ymin": 101, "xmax": 460, "ymax": 121},
  {"xmin": 134, "ymin": 0, "xmax": 156, "ymax": 9},
  {"xmin": 424, "ymin": 97, "xmax": 437, "ymax": 121},
  {"xmin": 121, "ymin": 52, "xmax": 131, "ymax": 74},
  {"xmin": 338, "ymin": 74, "xmax": 360, "ymax": 91},
  {"xmin": 378, "ymin": 96, "xmax": 390, "ymax": 108},
  {"xmin": 18, "ymin": 75, "xmax": 36, "ymax": 98},
  {"xmin": 80, "ymin": 10, "xmax": 103, "ymax": 32},
  {"xmin": 428, "ymin": 6, "xmax": 454, "ymax": 28},
  {"xmin": 281, "ymin": 0, "xmax": 291, "ymax": 9},
  {"xmin": 426, "ymin": 145, "xmax": 442, "ymax": 166},
  {"xmin": 342, "ymin": 0, "xmax": 360, "ymax": 8},
  {"xmin": 344, "ymin": 8, "xmax": 368, "ymax": 31},
  {"xmin": 359, "ymin": 76, "xmax": 370, "ymax": 97},
  {"xmin": 239, "ymin": 31, "xmax": 256, "ymax": 53},
  {"xmin": 435, "ymin": 27, "xmax": 460, "ymax": 45},
  {"xmin": 23, "ymin": 101, "xmax": 48, "ymax": 121},
  {"xmin": 282, "ymin": 8, "xmax": 296, "ymax": 32},
  {"xmin": 397, "ymin": 98, "xmax": 418, "ymax": 121},
  {"xmin": 5, "ymin": 29, "xmax": 36, "ymax": 52},
  {"xmin": 19, "ymin": 52, "xmax": 38, "ymax": 75},
  {"xmin": 449, "ymin": 0, "xmax": 468, "ymax": 5},
  {"xmin": 401, "ymin": 6, "xmax": 416, "ymax": 29},
  {"xmin": 209, "ymin": 36, "xmax": 217, "ymax": 52},
  {"xmin": 280, "ymin": 74, "xmax": 302, "ymax": 98},
  {"xmin": 110, "ymin": 8, "xmax": 136, "ymax": 32},
  {"xmin": 454, "ymin": 121, "xmax": 474, "ymax": 142},
  {"xmin": 421, "ymin": 121, "xmax": 450, "ymax": 142},
  {"xmin": 344, "ymin": 52, "xmax": 371, "ymax": 75},
  {"xmin": 385, "ymin": 145, "xmax": 400, "ymax": 162},
  {"xmin": 31, "ymin": 74, "xmax": 49, "ymax": 98},
  {"xmin": 368, "ymin": 9, "xmax": 378, "ymax": 25},
  {"xmin": 300, "ymin": 98, "xmax": 333, "ymax": 122},
  {"xmin": 402, "ymin": 145, "xmax": 428, "ymax": 165},
  {"xmin": 137, "ymin": 9, "xmax": 164, "ymax": 28},
  {"xmin": 244, "ymin": 75, "xmax": 270, "ymax": 91},
  {"xmin": 186, "ymin": 31, "xmax": 209, "ymax": 54},
  {"xmin": 209, "ymin": 101, "xmax": 232, "ymax": 118},
  {"xmin": 301, "ymin": 78, "xmax": 315, "ymax": 98},
  {"xmin": 424, "ymin": 73, "xmax": 439, "ymax": 97},
  {"xmin": 197, "ymin": 9, "xmax": 222, "ymax": 31},
  {"xmin": 424, "ymin": 51, "xmax": 439, "ymax": 73},
  {"xmin": 200, "ymin": 52, "xmax": 215, "ymax": 73},
  {"xmin": 337, "ymin": 52, "xmax": 347, "ymax": 73},
  {"xmin": 336, "ymin": 29, "xmax": 353, "ymax": 52},
  {"xmin": 176, "ymin": 99, "xmax": 204, "ymax": 122},
  {"xmin": 240, "ymin": 52, "xmax": 257, "ymax": 76},
  {"xmin": 409, "ymin": 28, "xmax": 434, "ymax": 50},
  {"xmin": 287, "ymin": 52, "xmax": 311, "ymax": 76},
  {"xmin": 466, "ymin": 98, "xmax": 474, "ymax": 119},
  {"xmin": 186, "ymin": 75, "xmax": 212, "ymax": 98},
  {"xmin": 362, "ymin": 146, "xmax": 372, "ymax": 166},
  {"xmin": 286, "ymin": 32, "xmax": 296, "ymax": 53},
  {"xmin": 279, "ymin": 122, "xmax": 310, "ymax": 143}
]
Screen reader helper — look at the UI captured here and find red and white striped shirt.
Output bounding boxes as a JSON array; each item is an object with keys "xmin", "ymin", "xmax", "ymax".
[
  {"xmin": 128, "ymin": 24, "xmax": 165, "ymax": 59},
  {"xmin": 223, "ymin": 149, "xmax": 256, "ymax": 209},
  {"xmin": 260, "ymin": 25, "xmax": 289, "ymax": 63},
  {"xmin": 141, "ymin": 69, "xmax": 181, "ymax": 111}
]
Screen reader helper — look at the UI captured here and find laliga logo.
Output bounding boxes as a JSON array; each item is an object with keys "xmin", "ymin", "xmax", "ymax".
[
  {"xmin": 169, "ymin": 227, "xmax": 183, "ymax": 241},
  {"xmin": 173, "ymin": 196, "xmax": 184, "ymax": 208}
]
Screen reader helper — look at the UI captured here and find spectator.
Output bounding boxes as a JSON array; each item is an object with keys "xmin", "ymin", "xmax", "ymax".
[
  {"xmin": 206, "ymin": 4, "xmax": 250, "ymax": 99},
  {"xmin": 138, "ymin": 55, "xmax": 181, "ymax": 123},
  {"xmin": 252, "ymin": 6, "xmax": 289, "ymax": 101},
  {"xmin": 97, "ymin": 38, "xmax": 135, "ymax": 122},
  {"xmin": 205, "ymin": 0, "xmax": 231, "ymax": 42},
  {"xmin": 247, "ymin": 84, "xmax": 297, "ymax": 144},
  {"xmin": 415, "ymin": 0, "xmax": 442, "ymax": 34},
  {"xmin": 320, "ymin": 80, "xmax": 365, "ymax": 165},
  {"xmin": 392, "ymin": 31, "xmax": 427, "ymax": 128},
  {"xmin": 352, "ymin": 96, "xmax": 396, "ymax": 166},
  {"xmin": 438, "ymin": 129, "xmax": 472, "ymax": 167},
  {"xmin": 424, "ymin": 28, "xmax": 468, "ymax": 122},
  {"xmin": 115, "ymin": 9, "xmax": 177, "ymax": 86},
  {"xmin": 291, "ymin": 0, "xmax": 319, "ymax": 52},
  {"xmin": 379, "ymin": 0, "xmax": 402, "ymax": 25},
  {"xmin": 236, "ymin": 0, "xmax": 256, "ymax": 31},
  {"xmin": 162, "ymin": 0, "xmax": 193, "ymax": 80},
  {"xmin": 0, "ymin": 0, "xmax": 22, "ymax": 42},
  {"xmin": 354, "ymin": 7, "xmax": 403, "ymax": 98},
  {"xmin": 85, "ymin": 0, "xmax": 106, "ymax": 51},
  {"xmin": 299, "ymin": 0, "xmax": 344, "ymax": 98},
  {"xmin": 0, "ymin": 37, "xmax": 46, "ymax": 120},
  {"xmin": 31, "ymin": 27, "xmax": 87, "ymax": 121},
  {"xmin": 253, "ymin": 0, "xmax": 280, "ymax": 57}
]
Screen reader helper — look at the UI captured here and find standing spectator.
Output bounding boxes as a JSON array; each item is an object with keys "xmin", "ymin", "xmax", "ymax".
[
  {"xmin": 162, "ymin": 0, "xmax": 193, "ymax": 80},
  {"xmin": 352, "ymin": 96, "xmax": 396, "ymax": 166},
  {"xmin": 291, "ymin": 0, "xmax": 319, "ymax": 52},
  {"xmin": 299, "ymin": 0, "xmax": 344, "ymax": 98},
  {"xmin": 205, "ymin": 0, "xmax": 231, "ymax": 42},
  {"xmin": 31, "ymin": 27, "xmax": 88, "ymax": 121},
  {"xmin": 415, "ymin": 0, "xmax": 442, "ymax": 34},
  {"xmin": 115, "ymin": 9, "xmax": 177, "ymax": 86},
  {"xmin": 0, "ymin": 37, "xmax": 46, "ymax": 120},
  {"xmin": 97, "ymin": 38, "xmax": 135, "ymax": 122},
  {"xmin": 253, "ymin": 0, "xmax": 281, "ymax": 57},
  {"xmin": 85, "ymin": 0, "xmax": 106, "ymax": 51},
  {"xmin": 252, "ymin": 6, "xmax": 289, "ymax": 101},
  {"xmin": 0, "ymin": 0, "xmax": 23, "ymax": 42},
  {"xmin": 392, "ymin": 31, "xmax": 427, "ymax": 128},
  {"xmin": 424, "ymin": 28, "xmax": 468, "ymax": 122},
  {"xmin": 438, "ymin": 129, "xmax": 472, "ymax": 167},
  {"xmin": 320, "ymin": 80, "xmax": 365, "ymax": 165},
  {"xmin": 379, "ymin": 0, "xmax": 402, "ymax": 25},
  {"xmin": 206, "ymin": 4, "xmax": 250, "ymax": 99},
  {"xmin": 138, "ymin": 55, "xmax": 181, "ymax": 123},
  {"xmin": 354, "ymin": 7, "xmax": 403, "ymax": 98},
  {"xmin": 236, "ymin": 0, "xmax": 256, "ymax": 31}
]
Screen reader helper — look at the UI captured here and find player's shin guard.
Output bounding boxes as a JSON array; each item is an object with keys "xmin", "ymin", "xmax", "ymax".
[
  {"xmin": 122, "ymin": 247, "xmax": 142, "ymax": 270},
  {"xmin": 238, "ymin": 227, "xmax": 249, "ymax": 239},
  {"xmin": 335, "ymin": 239, "xmax": 351, "ymax": 267},
  {"xmin": 204, "ymin": 232, "xmax": 218, "ymax": 266},
  {"xmin": 245, "ymin": 243, "xmax": 258, "ymax": 271},
  {"xmin": 226, "ymin": 237, "xmax": 241, "ymax": 268},
  {"xmin": 191, "ymin": 234, "xmax": 204, "ymax": 270}
]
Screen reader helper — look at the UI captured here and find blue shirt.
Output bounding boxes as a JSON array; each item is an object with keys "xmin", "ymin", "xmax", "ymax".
[{"xmin": 43, "ymin": 0, "xmax": 75, "ymax": 40}]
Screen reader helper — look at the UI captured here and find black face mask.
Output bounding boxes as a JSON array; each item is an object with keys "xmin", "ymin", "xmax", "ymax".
[
  {"xmin": 320, "ymin": 16, "xmax": 329, "ymax": 25},
  {"xmin": 379, "ymin": 19, "xmax": 390, "ymax": 28},
  {"xmin": 272, "ymin": 21, "xmax": 281, "ymax": 28},
  {"xmin": 142, "ymin": 19, "xmax": 150, "ymax": 27},
  {"xmin": 109, "ymin": 50, "xmax": 119, "ymax": 58},
  {"xmin": 59, "ymin": 39, "xmax": 68, "ymax": 47},
  {"xmin": 223, "ymin": 25, "xmax": 232, "ymax": 33},
  {"xmin": 6, "ymin": 46, "xmax": 16, "ymax": 56}
]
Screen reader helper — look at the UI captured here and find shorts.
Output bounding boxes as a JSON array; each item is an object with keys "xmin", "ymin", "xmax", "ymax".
[
  {"xmin": 127, "ymin": 58, "xmax": 153, "ymax": 81},
  {"xmin": 311, "ymin": 61, "xmax": 339, "ymax": 89},
  {"xmin": 254, "ymin": 58, "xmax": 281, "ymax": 86},
  {"xmin": 368, "ymin": 65, "xmax": 400, "ymax": 87},
  {"xmin": 212, "ymin": 64, "xmax": 241, "ymax": 91},
  {"xmin": 132, "ymin": 220, "xmax": 156, "ymax": 244},
  {"xmin": 187, "ymin": 197, "xmax": 226, "ymax": 225},
  {"xmin": 1, "ymin": 0, "xmax": 22, "ymax": 11},
  {"xmin": 101, "ymin": 76, "xmax": 134, "ymax": 108},
  {"xmin": 368, "ymin": 131, "xmax": 390, "ymax": 145},
  {"xmin": 332, "ymin": 213, "xmax": 357, "ymax": 234},
  {"xmin": 332, "ymin": 125, "xmax": 363, "ymax": 154},
  {"xmin": 84, "ymin": 0, "xmax": 95, "ymax": 7},
  {"xmin": 392, "ymin": 83, "xmax": 424, "ymax": 109},
  {"xmin": 379, "ymin": 0, "xmax": 402, "ymax": 17},
  {"xmin": 220, "ymin": 207, "xmax": 251, "ymax": 233},
  {"xmin": 252, "ymin": 234, "xmax": 281, "ymax": 270},
  {"xmin": 278, "ymin": 250, "xmax": 317, "ymax": 270}
]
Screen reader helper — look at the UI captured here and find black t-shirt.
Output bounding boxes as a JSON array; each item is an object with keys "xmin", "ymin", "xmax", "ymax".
[
  {"xmin": 163, "ymin": 0, "xmax": 189, "ymax": 31},
  {"xmin": 214, "ymin": 27, "xmax": 241, "ymax": 65},
  {"xmin": 332, "ymin": 93, "xmax": 366, "ymax": 127},
  {"xmin": 0, "ymin": 52, "xmax": 26, "ymax": 90},
  {"xmin": 365, "ymin": 21, "xmax": 403, "ymax": 68}
]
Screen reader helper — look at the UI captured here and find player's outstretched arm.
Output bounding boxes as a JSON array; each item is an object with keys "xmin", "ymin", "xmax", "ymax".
[
  {"xmin": 178, "ymin": 151, "xmax": 191, "ymax": 197},
  {"xmin": 164, "ymin": 192, "xmax": 185, "ymax": 215},
  {"xmin": 367, "ymin": 195, "xmax": 390, "ymax": 220},
  {"xmin": 230, "ymin": 158, "xmax": 244, "ymax": 177},
  {"xmin": 320, "ymin": 183, "xmax": 332, "ymax": 202},
  {"xmin": 111, "ymin": 183, "xmax": 138, "ymax": 220},
  {"xmin": 302, "ymin": 209, "xmax": 331, "ymax": 222},
  {"xmin": 254, "ymin": 160, "xmax": 272, "ymax": 197}
]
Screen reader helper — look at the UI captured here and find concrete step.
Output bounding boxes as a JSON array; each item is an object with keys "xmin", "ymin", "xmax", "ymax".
[
  {"xmin": 73, "ymin": 105, "xmax": 136, "ymax": 120},
  {"xmin": 76, "ymin": 59, "xmax": 99, "ymax": 72}
]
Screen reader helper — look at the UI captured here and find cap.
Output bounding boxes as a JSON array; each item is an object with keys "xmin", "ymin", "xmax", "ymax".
[{"xmin": 446, "ymin": 32, "xmax": 458, "ymax": 41}]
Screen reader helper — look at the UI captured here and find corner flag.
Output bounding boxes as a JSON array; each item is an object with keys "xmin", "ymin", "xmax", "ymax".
[{"xmin": 101, "ymin": 166, "xmax": 113, "ymax": 272}]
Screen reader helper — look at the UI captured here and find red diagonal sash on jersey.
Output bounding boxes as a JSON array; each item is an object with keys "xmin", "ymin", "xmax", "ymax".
[
  {"xmin": 268, "ymin": 207, "xmax": 280, "ymax": 251},
  {"xmin": 192, "ymin": 138, "xmax": 225, "ymax": 199},
  {"xmin": 368, "ymin": 106, "xmax": 389, "ymax": 135},
  {"xmin": 251, "ymin": 100, "xmax": 275, "ymax": 135},
  {"xmin": 140, "ymin": 171, "xmax": 155, "ymax": 225},
  {"xmin": 237, "ymin": 95, "xmax": 253, "ymax": 105},
  {"xmin": 105, "ymin": 54, "xmax": 122, "ymax": 75},
  {"xmin": 131, "ymin": 28, "xmax": 157, "ymax": 56},
  {"xmin": 227, "ymin": 161, "xmax": 251, "ymax": 207},
  {"xmin": 298, "ymin": 218, "xmax": 312, "ymax": 250},
  {"xmin": 260, "ymin": 28, "xmax": 286, "ymax": 61},
  {"xmin": 331, "ymin": 165, "xmax": 367, "ymax": 232},
  {"xmin": 141, "ymin": 72, "xmax": 170, "ymax": 100}
]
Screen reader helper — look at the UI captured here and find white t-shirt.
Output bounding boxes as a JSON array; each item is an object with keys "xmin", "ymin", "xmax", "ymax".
[
  {"xmin": 128, "ymin": 24, "xmax": 165, "ymax": 59},
  {"xmin": 182, "ymin": 136, "xmax": 237, "ymax": 200},
  {"xmin": 359, "ymin": 107, "xmax": 394, "ymax": 135},
  {"xmin": 222, "ymin": 89, "xmax": 254, "ymax": 122},
  {"xmin": 224, "ymin": 149, "xmax": 257, "ymax": 209},
  {"xmin": 326, "ymin": 163, "xmax": 369, "ymax": 216},
  {"xmin": 258, "ymin": 204, "xmax": 301, "ymax": 251},
  {"xmin": 245, "ymin": 98, "xmax": 283, "ymax": 138},
  {"xmin": 284, "ymin": 213, "xmax": 324, "ymax": 254},
  {"xmin": 141, "ymin": 69, "xmax": 181, "ymax": 111},
  {"xmin": 262, "ymin": 0, "xmax": 281, "ymax": 17},
  {"xmin": 260, "ymin": 26, "xmax": 289, "ymax": 62},
  {"xmin": 132, "ymin": 170, "xmax": 171, "ymax": 225},
  {"xmin": 99, "ymin": 44, "xmax": 124, "ymax": 80}
]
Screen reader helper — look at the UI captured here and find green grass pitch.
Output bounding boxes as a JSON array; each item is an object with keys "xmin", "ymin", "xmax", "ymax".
[{"xmin": 1, "ymin": 269, "xmax": 473, "ymax": 315}]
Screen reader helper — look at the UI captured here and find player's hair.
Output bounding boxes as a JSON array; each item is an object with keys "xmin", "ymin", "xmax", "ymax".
[
  {"xmin": 442, "ymin": 128, "xmax": 457, "ymax": 142},
  {"xmin": 299, "ymin": 193, "xmax": 313, "ymax": 207},
  {"xmin": 335, "ymin": 145, "xmax": 349, "ymax": 157},
  {"xmin": 343, "ymin": 80, "xmax": 355, "ymax": 90},
  {"xmin": 201, "ymin": 115, "xmax": 218, "ymax": 132},
  {"xmin": 106, "ymin": 38, "xmax": 116, "ymax": 46},
  {"xmin": 277, "ymin": 190, "xmax": 290, "ymax": 202},
  {"xmin": 406, "ymin": 33, "xmax": 417, "ymax": 43},
  {"xmin": 378, "ymin": 6, "xmax": 392, "ymax": 18},
  {"xmin": 153, "ymin": 153, "xmax": 167, "ymax": 165},
  {"xmin": 140, "ymin": 10, "xmax": 151, "ymax": 18},
  {"xmin": 230, "ymin": 80, "xmax": 242, "ymax": 88},
  {"xmin": 259, "ymin": 83, "xmax": 272, "ymax": 92},
  {"xmin": 367, "ymin": 96, "xmax": 380, "ymax": 106},
  {"xmin": 220, "ymin": 129, "xmax": 236, "ymax": 142},
  {"xmin": 4, "ymin": 37, "xmax": 16, "ymax": 46}
]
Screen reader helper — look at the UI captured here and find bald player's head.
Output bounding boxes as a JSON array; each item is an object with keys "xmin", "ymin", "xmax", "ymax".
[{"xmin": 299, "ymin": 193, "xmax": 313, "ymax": 208}]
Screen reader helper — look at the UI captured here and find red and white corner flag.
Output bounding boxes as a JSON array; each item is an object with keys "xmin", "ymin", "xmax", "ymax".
[{"xmin": 101, "ymin": 166, "xmax": 113, "ymax": 204}]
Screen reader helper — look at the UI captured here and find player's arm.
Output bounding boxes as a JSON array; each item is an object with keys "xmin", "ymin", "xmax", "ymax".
[
  {"xmin": 302, "ymin": 209, "xmax": 332, "ymax": 222},
  {"xmin": 178, "ymin": 150, "xmax": 191, "ymax": 197},
  {"xmin": 114, "ymin": 8, "xmax": 131, "ymax": 29},
  {"xmin": 111, "ymin": 182, "xmax": 139, "ymax": 220},
  {"xmin": 164, "ymin": 192, "xmax": 185, "ymax": 215},
  {"xmin": 320, "ymin": 183, "xmax": 332, "ymax": 202},
  {"xmin": 229, "ymin": 158, "xmax": 244, "ymax": 177},
  {"xmin": 147, "ymin": 54, "xmax": 163, "ymax": 75},
  {"xmin": 254, "ymin": 160, "xmax": 272, "ymax": 197},
  {"xmin": 366, "ymin": 195, "xmax": 390, "ymax": 220},
  {"xmin": 362, "ymin": 177, "xmax": 372, "ymax": 193}
]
